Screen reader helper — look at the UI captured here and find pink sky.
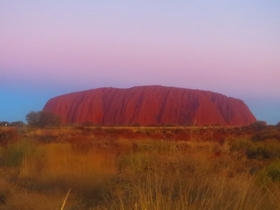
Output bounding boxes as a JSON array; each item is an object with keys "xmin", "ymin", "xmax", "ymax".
[{"xmin": 1, "ymin": 1, "xmax": 280, "ymax": 124}]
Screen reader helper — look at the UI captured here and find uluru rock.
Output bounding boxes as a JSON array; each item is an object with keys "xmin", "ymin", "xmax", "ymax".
[{"xmin": 42, "ymin": 86, "xmax": 256, "ymax": 126}]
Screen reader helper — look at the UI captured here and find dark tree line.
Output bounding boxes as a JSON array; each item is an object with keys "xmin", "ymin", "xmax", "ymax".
[
  {"xmin": 25, "ymin": 111, "xmax": 61, "ymax": 128},
  {"xmin": 0, "ymin": 121, "xmax": 25, "ymax": 127}
]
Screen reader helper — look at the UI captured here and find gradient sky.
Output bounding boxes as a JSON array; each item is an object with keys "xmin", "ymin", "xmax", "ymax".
[{"xmin": 1, "ymin": 1, "xmax": 280, "ymax": 124}]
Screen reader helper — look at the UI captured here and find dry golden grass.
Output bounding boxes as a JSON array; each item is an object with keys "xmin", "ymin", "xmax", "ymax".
[
  {"xmin": 0, "ymin": 126, "xmax": 280, "ymax": 209},
  {"xmin": 22, "ymin": 143, "xmax": 117, "ymax": 177}
]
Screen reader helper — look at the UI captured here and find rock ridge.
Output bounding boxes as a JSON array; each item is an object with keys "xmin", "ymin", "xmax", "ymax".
[{"xmin": 43, "ymin": 85, "xmax": 256, "ymax": 126}]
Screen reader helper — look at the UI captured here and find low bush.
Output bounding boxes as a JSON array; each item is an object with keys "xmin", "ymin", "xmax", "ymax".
[
  {"xmin": 246, "ymin": 143, "xmax": 271, "ymax": 159},
  {"xmin": 0, "ymin": 140, "xmax": 36, "ymax": 168},
  {"xmin": 257, "ymin": 160, "xmax": 280, "ymax": 184},
  {"xmin": 251, "ymin": 128, "xmax": 280, "ymax": 141},
  {"xmin": 249, "ymin": 121, "xmax": 267, "ymax": 130},
  {"xmin": 230, "ymin": 138, "xmax": 280, "ymax": 160}
]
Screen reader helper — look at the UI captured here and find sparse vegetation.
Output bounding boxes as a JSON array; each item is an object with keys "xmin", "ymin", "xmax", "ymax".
[
  {"xmin": 0, "ymin": 125, "xmax": 279, "ymax": 209},
  {"xmin": 249, "ymin": 120, "xmax": 268, "ymax": 130}
]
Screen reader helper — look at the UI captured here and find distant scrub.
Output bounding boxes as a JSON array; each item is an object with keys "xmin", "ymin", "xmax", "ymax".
[
  {"xmin": 230, "ymin": 138, "xmax": 280, "ymax": 160},
  {"xmin": 249, "ymin": 121, "xmax": 267, "ymax": 130},
  {"xmin": 0, "ymin": 121, "xmax": 25, "ymax": 127},
  {"xmin": 26, "ymin": 111, "xmax": 61, "ymax": 128},
  {"xmin": 251, "ymin": 127, "xmax": 280, "ymax": 142}
]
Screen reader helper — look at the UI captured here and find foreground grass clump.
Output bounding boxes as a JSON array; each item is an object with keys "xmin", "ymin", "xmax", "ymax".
[
  {"xmin": 109, "ymin": 171, "xmax": 267, "ymax": 210},
  {"xmin": 257, "ymin": 160, "xmax": 280, "ymax": 184},
  {"xmin": 0, "ymin": 126, "xmax": 280, "ymax": 209},
  {"xmin": 0, "ymin": 140, "xmax": 38, "ymax": 168}
]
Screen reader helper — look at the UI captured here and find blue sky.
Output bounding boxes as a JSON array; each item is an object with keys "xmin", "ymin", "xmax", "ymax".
[{"xmin": 1, "ymin": 1, "xmax": 280, "ymax": 124}]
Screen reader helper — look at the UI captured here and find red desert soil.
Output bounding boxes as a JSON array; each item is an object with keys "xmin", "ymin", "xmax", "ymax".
[{"xmin": 43, "ymin": 85, "xmax": 256, "ymax": 126}]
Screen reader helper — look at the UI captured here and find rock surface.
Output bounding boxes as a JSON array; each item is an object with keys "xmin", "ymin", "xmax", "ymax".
[{"xmin": 43, "ymin": 86, "xmax": 256, "ymax": 126}]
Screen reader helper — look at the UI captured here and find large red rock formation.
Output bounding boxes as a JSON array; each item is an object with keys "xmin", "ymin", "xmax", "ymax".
[{"xmin": 43, "ymin": 86, "xmax": 256, "ymax": 126}]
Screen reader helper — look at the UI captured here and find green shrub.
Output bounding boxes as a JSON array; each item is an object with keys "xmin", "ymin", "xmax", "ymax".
[
  {"xmin": 0, "ymin": 140, "xmax": 36, "ymax": 168},
  {"xmin": 246, "ymin": 143, "xmax": 271, "ymax": 159},
  {"xmin": 230, "ymin": 139, "xmax": 280, "ymax": 160},
  {"xmin": 251, "ymin": 128, "xmax": 280, "ymax": 141},
  {"xmin": 258, "ymin": 160, "xmax": 280, "ymax": 184}
]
